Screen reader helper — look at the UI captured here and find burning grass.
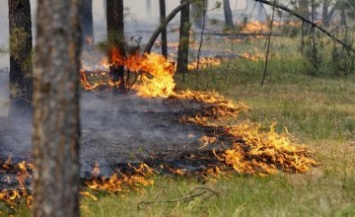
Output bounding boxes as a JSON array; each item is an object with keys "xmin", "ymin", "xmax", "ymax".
[
  {"xmin": 1, "ymin": 49, "xmax": 319, "ymax": 212},
  {"xmin": 0, "ymin": 157, "xmax": 32, "ymax": 209},
  {"xmin": 0, "ymin": 87, "xmax": 319, "ymax": 210},
  {"xmin": 81, "ymin": 49, "xmax": 175, "ymax": 98},
  {"xmin": 85, "ymin": 163, "xmax": 154, "ymax": 193}
]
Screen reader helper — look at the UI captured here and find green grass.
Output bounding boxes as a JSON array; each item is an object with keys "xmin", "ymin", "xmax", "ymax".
[{"xmin": 3, "ymin": 36, "xmax": 355, "ymax": 216}]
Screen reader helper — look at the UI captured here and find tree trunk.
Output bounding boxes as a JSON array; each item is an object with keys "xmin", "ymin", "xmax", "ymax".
[
  {"xmin": 8, "ymin": 0, "xmax": 33, "ymax": 119},
  {"xmin": 223, "ymin": 0, "xmax": 234, "ymax": 29},
  {"xmin": 82, "ymin": 0, "xmax": 94, "ymax": 50},
  {"xmin": 106, "ymin": 0, "xmax": 125, "ymax": 93},
  {"xmin": 322, "ymin": 0, "xmax": 329, "ymax": 27},
  {"xmin": 32, "ymin": 0, "xmax": 82, "ymax": 216},
  {"xmin": 160, "ymin": 0, "xmax": 168, "ymax": 58},
  {"xmin": 340, "ymin": 7, "xmax": 347, "ymax": 26},
  {"xmin": 191, "ymin": 0, "xmax": 208, "ymax": 29},
  {"xmin": 177, "ymin": 0, "xmax": 191, "ymax": 81},
  {"xmin": 298, "ymin": 0, "xmax": 310, "ymax": 33}
]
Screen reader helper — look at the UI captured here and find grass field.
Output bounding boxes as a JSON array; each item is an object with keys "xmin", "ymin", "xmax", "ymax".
[{"xmin": 2, "ymin": 36, "xmax": 355, "ymax": 216}]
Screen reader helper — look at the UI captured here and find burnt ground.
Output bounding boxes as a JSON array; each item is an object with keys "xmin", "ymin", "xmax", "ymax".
[{"xmin": 0, "ymin": 91, "xmax": 233, "ymax": 188}]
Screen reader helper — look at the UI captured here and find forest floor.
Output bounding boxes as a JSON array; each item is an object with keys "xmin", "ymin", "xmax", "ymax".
[{"xmin": 1, "ymin": 34, "xmax": 355, "ymax": 216}]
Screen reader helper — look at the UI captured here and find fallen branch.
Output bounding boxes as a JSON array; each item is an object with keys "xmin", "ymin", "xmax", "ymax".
[
  {"xmin": 254, "ymin": 0, "xmax": 355, "ymax": 53},
  {"xmin": 137, "ymin": 186, "xmax": 219, "ymax": 208}
]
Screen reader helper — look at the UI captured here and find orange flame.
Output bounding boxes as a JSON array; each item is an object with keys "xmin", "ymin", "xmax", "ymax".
[
  {"xmin": 85, "ymin": 163, "xmax": 154, "ymax": 193},
  {"xmin": 80, "ymin": 48, "xmax": 176, "ymax": 98}
]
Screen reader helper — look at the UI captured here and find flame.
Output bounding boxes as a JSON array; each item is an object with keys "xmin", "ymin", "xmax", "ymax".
[
  {"xmin": 172, "ymin": 90, "xmax": 250, "ymax": 123},
  {"xmin": 80, "ymin": 48, "xmax": 176, "ymax": 98},
  {"xmin": 175, "ymin": 91, "xmax": 318, "ymax": 175},
  {"xmin": 0, "ymin": 160, "xmax": 32, "ymax": 208},
  {"xmin": 0, "ymin": 90, "xmax": 319, "ymax": 209},
  {"xmin": 240, "ymin": 20, "xmax": 270, "ymax": 34},
  {"xmin": 239, "ymin": 20, "xmax": 302, "ymax": 35},
  {"xmin": 131, "ymin": 53, "xmax": 175, "ymax": 98},
  {"xmin": 85, "ymin": 163, "xmax": 154, "ymax": 193},
  {"xmin": 16, "ymin": 161, "xmax": 31, "ymax": 190},
  {"xmin": 240, "ymin": 48, "xmax": 265, "ymax": 62},
  {"xmin": 216, "ymin": 121, "xmax": 319, "ymax": 175}
]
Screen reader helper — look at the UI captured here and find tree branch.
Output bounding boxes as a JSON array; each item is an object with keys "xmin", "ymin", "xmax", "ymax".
[
  {"xmin": 254, "ymin": 0, "xmax": 355, "ymax": 53},
  {"xmin": 144, "ymin": 0, "xmax": 194, "ymax": 54}
]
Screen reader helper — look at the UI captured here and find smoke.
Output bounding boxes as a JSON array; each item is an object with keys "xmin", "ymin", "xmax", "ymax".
[
  {"xmin": 0, "ymin": 70, "xmax": 32, "ymax": 163},
  {"xmin": 0, "ymin": 86, "xmax": 204, "ymax": 177},
  {"xmin": 79, "ymin": 92, "xmax": 203, "ymax": 176}
]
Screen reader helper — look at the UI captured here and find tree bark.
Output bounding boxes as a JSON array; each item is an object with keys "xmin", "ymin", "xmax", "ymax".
[
  {"xmin": 223, "ymin": 0, "xmax": 234, "ymax": 29},
  {"xmin": 159, "ymin": 0, "xmax": 168, "ymax": 58},
  {"xmin": 82, "ymin": 0, "xmax": 94, "ymax": 50},
  {"xmin": 177, "ymin": 0, "xmax": 191, "ymax": 80},
  {"xmin": 32, "ymin": 0, "xmax": 82, "ymax": 217},
  {"xmin": 106, "ymin": 0, "xmax": 125, "ymax": 93},
  {"xmin": 8, "ymin": 0, "xmax": 33, "ymax": 119}
]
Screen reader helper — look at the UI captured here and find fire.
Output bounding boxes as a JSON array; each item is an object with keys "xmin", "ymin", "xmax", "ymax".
[
  {"xmin": 240, "ymin": 48, "xmax": 265, "ymax": 62},
  {"xmin": 238, "ymin": 20, "xmax": 302, "ymax": 35},
  {"xmin": 176, "ymin": 91, "xmax": 318, "ymax": 176},
  {"xmin": 85, "ymin": 163, "xmax": 154, "ymax": 193},
  {"xmin": 215, "ymin": 122, "xmax": 319, "ymax": 175},
  {"xmin": 240, "ymin": 20, "xmax": 269, "ymax": 34},
  {"xmin": 129, "ymin": 52, "xmax": 175, "ymax": 98},
  {"xmin": 0, "ymin": 89, "xmax": 319, "ymax": 209},
  {"xmin": 80, "ymin": 48, "xmax": 175, "ymax": 98},
  {"xmin": 0, "ymin": 159, "xmax": 32, "ymax": 208},
  {"xmin": 172, "ymin": 90, "xmax": 250, "ymax": 122}
]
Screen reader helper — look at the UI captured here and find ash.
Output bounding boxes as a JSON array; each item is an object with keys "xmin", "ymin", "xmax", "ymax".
[{"xmin": 1, "ymin": 90, "xmax": 223, "ymax": 178}]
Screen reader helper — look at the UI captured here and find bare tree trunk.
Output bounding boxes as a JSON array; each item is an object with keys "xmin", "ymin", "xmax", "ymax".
[
  {"xmin": 191, "ymin": 0, "xmax": 208, "ymax": 29},
  {"xmin": 322, "ymin": 0, "xmax": 330, "ymax": 27},
  {"xmin": 82, "ymin": 0, "xmax": 94, "ymax": 50},
  {"xmin": 223, "ymin": 0, "xmax": 234, "ymax": 29},
  {"xmin": 160, "ymin": 0, "xmax": 168, "ymax": 58},
  {"xmin": 298, "ymin": 0, "xmax": 310, "ymax": 33},
  {"xmin": 32, "ymin": 0, "xmax": 82, "ymax": 216},
  {"xmin": 340, "ymin": 7, "xmax": 347, "ymax": 26},
  {"xmin": 177, "ymin": 0, "xmax": 191, "ymax": 81},
  {"xmin": 106, "ymin": 0, "xmax": 125, "ymax": 93},
  {"xmin": 8, "ymin": 0, "xmax": 33, "ymax": 119}
]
